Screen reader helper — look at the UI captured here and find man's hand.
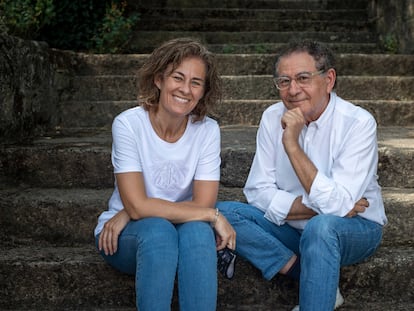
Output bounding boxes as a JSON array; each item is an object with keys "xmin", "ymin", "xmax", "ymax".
[
  {"xmin": 346, "ymin": 197, "xmax": 369, "ymax": 217},
  {"xmin": 281, "ymin": 107, "xmax": 306, "ymax": 152}
]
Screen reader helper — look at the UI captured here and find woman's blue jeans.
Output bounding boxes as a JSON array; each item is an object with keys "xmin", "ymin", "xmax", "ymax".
[
  {"xmin": 216, "ymin": 201, "xmax": 383, "ymax": 311},
  {"xmin": 95, "ymin": 217, "xmax": 217, "ymax": 311}
]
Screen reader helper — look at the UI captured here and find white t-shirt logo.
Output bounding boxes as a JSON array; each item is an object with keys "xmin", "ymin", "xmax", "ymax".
[{"xmin": 152, "ymin": 161, "xmax": 186, "ymax": 191}]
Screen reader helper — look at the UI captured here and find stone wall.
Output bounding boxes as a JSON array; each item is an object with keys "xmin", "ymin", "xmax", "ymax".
[
  {"xmin": 0, "ymin": 35, "xmax": 58, "ymax": 142},
  {"xmin": 369, "ymin": 0, "xmax": 414, "ymax": 53}
]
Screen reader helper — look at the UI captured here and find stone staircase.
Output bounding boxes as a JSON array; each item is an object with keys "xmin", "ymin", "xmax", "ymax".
[
  {"xmin": 126, "ymin": 0, "xmax": 379, "ymax": 54},
  {"xmin": 1, "ymin": 0, "xmax": 414, "ymax": 310}
]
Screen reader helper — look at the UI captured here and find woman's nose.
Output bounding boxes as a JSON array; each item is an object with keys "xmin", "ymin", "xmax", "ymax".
[{"xmin": 179, "ymin": 80, "xmax": 191, "ymax": 93}]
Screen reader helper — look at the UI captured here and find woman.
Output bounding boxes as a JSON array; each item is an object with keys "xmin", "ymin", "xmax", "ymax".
[{"xmin": 94, "ymin": 38, "xmax": 236, "ymax": 311}]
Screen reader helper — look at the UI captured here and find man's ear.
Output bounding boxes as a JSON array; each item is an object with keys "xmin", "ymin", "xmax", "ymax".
[
  {"xmin": 325, "ymin": 68, "xmax": 336, "ymax": 93},
  {"xmin": 325, "ymin": 68, "xmax": 336, "ymax": 92}
]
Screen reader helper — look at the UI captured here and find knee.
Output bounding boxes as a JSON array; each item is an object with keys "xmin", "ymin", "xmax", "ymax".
[
  {"xmin": 303, "ymin": 215, "xmax": 338, "ymax": 236},
  {"xmin": 136, "ymin": 217, "xmax": 178, "ymax": 248},
  {"xmin": 301, "ymin": 215, "xmax": 339, "ymax": 251},
  {"xmin": 177, "ymin": 222, "xmax": 217, "ymax": 269},
  {"xmin": 216, "ymin": 201, "xmax": 252, "ymax": 219},
  {"xmin": 177, "ymin": 221, "xmax": 215, "ymax": 248},
  {"xmin": 216, "ymin": 201, "xmax": 242, "ymax": 214}
]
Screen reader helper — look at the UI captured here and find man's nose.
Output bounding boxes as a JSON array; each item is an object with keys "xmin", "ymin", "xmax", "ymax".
[{"xmin": 287, "ymin": 78, "xmax": 301, "ymax": 94}]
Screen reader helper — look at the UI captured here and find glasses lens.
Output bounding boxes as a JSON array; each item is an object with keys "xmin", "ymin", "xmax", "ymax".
[
  {"xmin": 275, "ymin": 70, "xmax": 324, "ymax": 90},
  {"xmin": 296, "ymin": 73, "xmax": 312, "ymax": 86},
  {"xmin": 275, "ymin": 77, "xmax": 290, "ymax": 90}
]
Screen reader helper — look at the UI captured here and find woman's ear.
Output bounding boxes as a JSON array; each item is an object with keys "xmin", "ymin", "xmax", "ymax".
[{"xmin": 154, "ymin": 74, "xmax": 162, "ymax": 89}]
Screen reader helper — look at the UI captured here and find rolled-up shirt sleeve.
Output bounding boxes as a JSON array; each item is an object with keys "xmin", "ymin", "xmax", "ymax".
[
  {"xmin": 244, "ymin": 169, "xmax": 296, "ymax": 226},
  {"xmin": 302, "ymin": 110, "xmax": 379, "ymax": 216}
]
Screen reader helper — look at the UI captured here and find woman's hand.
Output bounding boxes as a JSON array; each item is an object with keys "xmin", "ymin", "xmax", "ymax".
[
  {"xmin": 346, "ymin": 197, "xmax": 369, "ymax": 217},
  {"xmin": 98, "ymin": 209, "xmax": 131, "ymax": 255},
  {"xmin": 213, "ymin": 213, "xmax": 237, "ymax": 251}
]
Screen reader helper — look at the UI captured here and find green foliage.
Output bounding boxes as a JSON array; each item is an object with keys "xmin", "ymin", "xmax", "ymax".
[
  {"xmin": 0, "ymin": 9, "xmax": 7, "ymax": 34},
  {"xmin": 253, "ymin": 43, "xmax": 267, "ymax": 53},
  {"xmin": 0, "ymin": 0, "xmax": 139, "ymax": 53},
  {"xmin": 381, "ymin": 33, "xmax": 399, "ymax": 54},
  {"xmin": 0, "ymin": 0, "xmax": 55, "ymax": 38},
  {"xmin": 222, "ymin": 44, "xmax": 236, "ymax": 54},
  {"xmin": 92, "ymin": 1, "xmax": 139, "ymax": 53},
  {"xmin": 38, "ymin": 0, "xmax": 109, "ymax": 51}
]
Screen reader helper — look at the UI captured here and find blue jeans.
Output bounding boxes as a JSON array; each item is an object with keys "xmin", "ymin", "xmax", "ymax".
[
  {"xmin": 217, "ymin": 201, "xmax": 383, "ymax": 311},
  {"xmin": 95, "ymin": 217, "xmax": 217, "ymax": 311}
]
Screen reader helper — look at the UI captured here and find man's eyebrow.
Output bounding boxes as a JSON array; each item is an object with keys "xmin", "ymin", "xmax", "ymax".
[
  {"xmin": 296, "ymin": 70, "xmax": 313, "ymax": 75},
  {"xmin": 277, "ymin": 70, "xmax": 314, "ymax": 77}
]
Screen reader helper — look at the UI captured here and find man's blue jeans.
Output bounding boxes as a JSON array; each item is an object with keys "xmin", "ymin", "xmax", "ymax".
[
  {"xmin": 95, "ymin": 217, "xmax": 217, "ymax": 311},
  {"xmin": 216, "ymin": 201, "xmax": 383, "ymax": 311}
]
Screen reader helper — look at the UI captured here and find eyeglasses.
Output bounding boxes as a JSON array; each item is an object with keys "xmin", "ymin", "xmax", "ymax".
[{"xmin": 273, "ymin": 69, "xmax": 325, "ymax": 90}]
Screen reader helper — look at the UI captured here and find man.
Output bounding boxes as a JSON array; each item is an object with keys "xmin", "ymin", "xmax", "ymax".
[{"xmin": 217, "ymin": 40, "xmax": 387, "ymax": 311}]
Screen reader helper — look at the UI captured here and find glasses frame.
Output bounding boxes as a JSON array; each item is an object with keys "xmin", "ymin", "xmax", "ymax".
[{"xmin": 273, "ymin": 69, "xmax": 326, "ymax": 90}]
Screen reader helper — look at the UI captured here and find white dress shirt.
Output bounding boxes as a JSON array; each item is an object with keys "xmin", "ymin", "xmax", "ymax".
[{"xmin": 243, "ymin": 92, "xmax": 387, "ymax": 229}]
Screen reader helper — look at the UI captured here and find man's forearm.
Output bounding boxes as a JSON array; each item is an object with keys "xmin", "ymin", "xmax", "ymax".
[
  {"xmin": 285, "ymin": 144, "xmax": 317, "ymax": 194},
  {"xmin": 286, "ymin": 196, "xmax": 317, "ymax": 220}
]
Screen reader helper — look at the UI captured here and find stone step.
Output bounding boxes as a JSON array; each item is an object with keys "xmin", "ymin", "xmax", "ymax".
[
  {"xmin": 61, "ymin": 52, "xmax": 414, "ymax": 76},
  {"xmin": 138, "ymin": 8, "xmax": 367, "ymax": 21},
  {"xmin": 215, "ymin": 99, "xmax": 414, "ymax": 127},
  {"xmin": 192, "ymin": 42, "xmax": 381, "ymax": 54},
  {"xmin": 130, "ymin": 0, "xmax": 369, "ymax": 10},
  {"xmin": 128, "ymin": 30, "xmax": 377, "ymax": 45},
  {"xmin": 136, "ymin": 17, "xmax": 370, "ymax": 32},
  {"xmin": 224, "ymin": 75, "xmax": 413, "ymax": 101},
  {"xmin": 125, "ymin": 31, "xmax": 379, "ymax": 54},
  {"xmin": 0, "ymin": 186, "xmax": 411, "ymax": 248},
  {"xmin": 219, "ymin": 125, "xmax": 414, "ymax": 189},
  {"xmin": 0, "ymin": 244, "xmax": 412, "ymax": 310},
  {"xmin": 65, "ymin": 75, "xmax": 414, "ymax": 102},
  {"xmin": 135, "ymin": 3, "xmax": 370, "ymax": 32},
  {"xmin": 56, "ymin": 99, "xmax": 414, "ymax": 129},
  {"xmin": 0, "ymin": 126, "xmax": 413, "ymax": 189},
  {"xmin": 15, "ymin": 302, "xmax": 413, "ymax": 311}
]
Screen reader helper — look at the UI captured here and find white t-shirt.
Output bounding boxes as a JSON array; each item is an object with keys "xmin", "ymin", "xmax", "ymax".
[
  {"xmin": 244, "ymin": 92, "xmax": 387, "ymax": 229},
  {"xmin": 94, "ymin": 106, "xmax": 221, "ymax": 236}
]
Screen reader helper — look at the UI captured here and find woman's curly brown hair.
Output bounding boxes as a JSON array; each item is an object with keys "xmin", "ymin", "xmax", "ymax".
[{"xmin": 138, "ymin": 37, "xmax": 222, "ymax": 122}]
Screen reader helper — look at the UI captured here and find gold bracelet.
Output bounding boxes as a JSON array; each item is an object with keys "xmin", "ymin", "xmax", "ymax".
[{"xmin": 211, "ymin": 208, "xmax": 220, "ymax": 228}]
